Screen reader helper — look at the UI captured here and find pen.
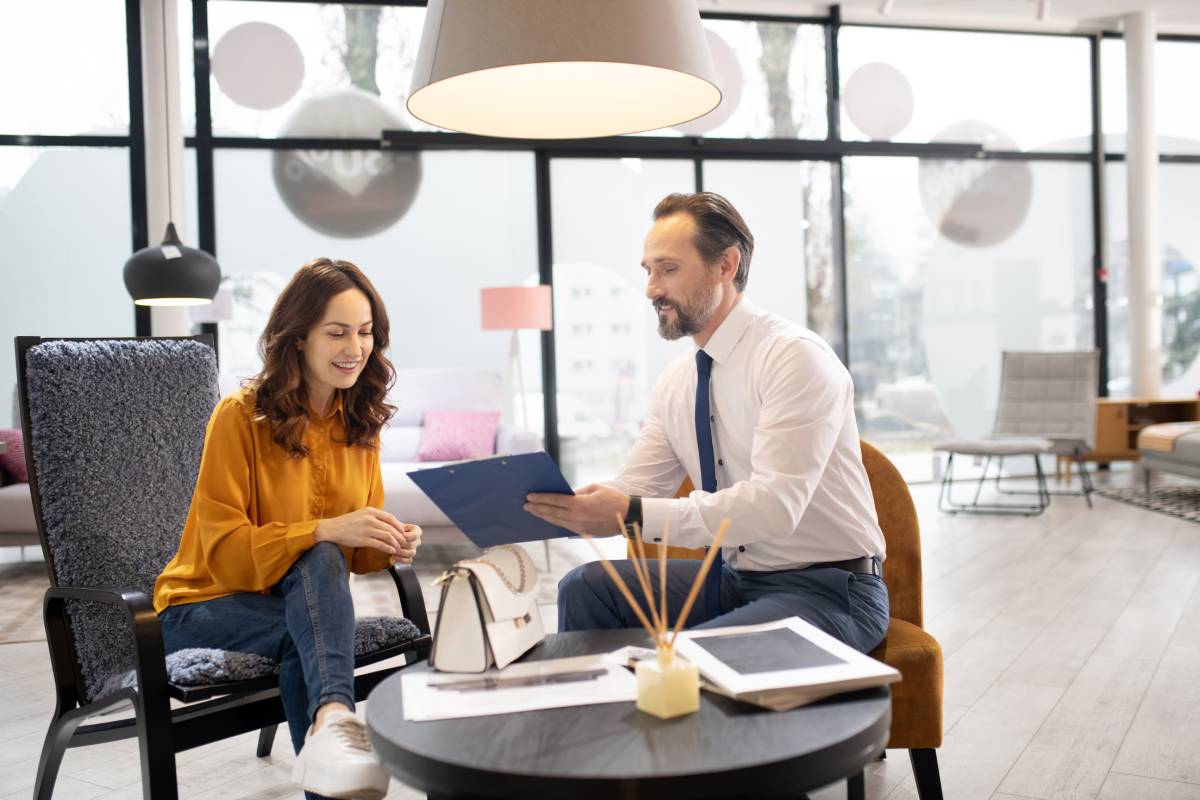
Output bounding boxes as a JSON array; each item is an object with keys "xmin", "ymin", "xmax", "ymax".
[{"xmin": 429, "ymin": 668, "xmax": 607, "ymax": 692}]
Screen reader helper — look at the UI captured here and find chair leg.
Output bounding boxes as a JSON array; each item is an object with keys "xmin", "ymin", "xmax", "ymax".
[
  {"xmin": 937, "ymin": 453, "xmax": 955, "ymax": 513},
  {"xmin": 1033, "ymin": 454, "xmax": 1050, "ymax": 515},
  {"xmin": 135, "ymin": 694, "xmax": 179, "ymax": 800},
  {"xmin": 1074, "ymin": 453, "xmax": 1094, "ymax": 508},
  {"xmin": 909, "ymin": 748, "xmax": 944, "ymax": 800},
  {"xmin": 972, "ymin": 455, "xmax": 992, "ymax": 506},
  {"xmin": 256, "ymin": 724, "xmax": 278, "ymax": 758},
  {"xmin": 34, "ymin": 715, "xmax": 83, "ymax": 800}
]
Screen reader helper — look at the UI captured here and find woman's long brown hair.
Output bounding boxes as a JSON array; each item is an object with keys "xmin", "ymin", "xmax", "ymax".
[{"xmin": 250, "ymin": 258, "xmax": 395, "ymax": 457}]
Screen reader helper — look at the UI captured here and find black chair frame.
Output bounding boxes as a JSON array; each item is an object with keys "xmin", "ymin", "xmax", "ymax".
[
  {"xmin": 17, "ymin": 336, "xmax": 433, "ymax": 800},
  {"xmin": 937, "ymin": 451, "xmax": 1051, "ymax": 516}
]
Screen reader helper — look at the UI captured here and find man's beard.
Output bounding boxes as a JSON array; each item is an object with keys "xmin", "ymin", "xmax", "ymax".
[{"xmin": 654, "ymin": 281, "xmax": 720, "ymax": 340}]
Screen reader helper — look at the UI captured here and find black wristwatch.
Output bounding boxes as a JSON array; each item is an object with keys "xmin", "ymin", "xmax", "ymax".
[{"xmin": 624, "ymin": 495, "xmax": 643, "ymax": 537}]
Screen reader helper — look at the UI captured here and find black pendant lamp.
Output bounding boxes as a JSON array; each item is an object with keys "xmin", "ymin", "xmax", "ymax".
[
  {"xmin": 124, "ymin": 222, "xmax": 221, "ymax": 306},
  {"xmin": 124, "ymin": 2, "xmax": 220, "ymax": 307}
]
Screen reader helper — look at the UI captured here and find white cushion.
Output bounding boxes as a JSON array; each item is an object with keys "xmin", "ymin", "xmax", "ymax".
[
  {"xmin": 389, "ymin": 368, "xmax": 502, "ymax": 426},
  {"xmin": 379, "ymin": 425, "xmax": 422, "ymax": 463},
  {"xmin": 379, "ymin": 462, "xmax": 455, "ymax": 527}
]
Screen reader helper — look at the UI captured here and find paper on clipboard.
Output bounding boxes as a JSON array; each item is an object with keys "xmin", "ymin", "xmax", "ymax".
[{"xmin": 407, "ymin": 451, "xmax": 575, "ymax": 548}]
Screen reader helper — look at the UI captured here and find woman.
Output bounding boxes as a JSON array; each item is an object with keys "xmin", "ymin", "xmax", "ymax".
[{"xmin": 153, "ymin": 258, "xmax": 421, "ymax": 800}]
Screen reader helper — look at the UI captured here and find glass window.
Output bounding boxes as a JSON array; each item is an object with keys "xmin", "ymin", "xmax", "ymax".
[
  {"xmin": 702, "ymin": 159, "xmax": 838, "ymax": 351},
  {"xmin": 0, "ymin": 1, "xmax": 131, "ymax": 135},
  {"xmin": 0, "ymin": 148, "xmax": 135, "ymax": 419},
  {"xmin": 211, "ymin": 148, "xmax": 540, "ymax": 415},
  {"xmin": 1105, "ymin": 162, "xmax": 1200, "ymax": 396},
  {"xmin": 1101, "ymin": 39, "xmax": 1200, "ymax": 155},
  {"xmin": 207, "ymin": 2, "xmax": 431, "ymax": 139},
  {"xmin": 549, "ymin": 158, "xmax": 695, "ymax": 485},
  {"xmin": 844, "ymin": 156, "xmax": 1094, "ymax": 481},
  {"xmin": 839, "ymin": 27, "xmax": 1091, "ymax": 152},
  {"xmin": 655, "ymin": 21, "xmax": 826, "ymax": 140}
]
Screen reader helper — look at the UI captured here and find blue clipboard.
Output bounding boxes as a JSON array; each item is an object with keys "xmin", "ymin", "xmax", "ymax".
[{"xmin": 407, "ymin": 452, "xmax": 576, "ymax": 548}]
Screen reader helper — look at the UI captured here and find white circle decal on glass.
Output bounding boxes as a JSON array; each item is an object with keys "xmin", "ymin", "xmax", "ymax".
[
  {"xmin": 672, "ymin": 29, "xmax": 743, "ymax": 136},
  {"xmin": 272, "ymin": 88, "xmax": 422, "ymax": 238},
  {"xmin": 843, "ymin": 62, "xmax": 914, "ymax": 141},
  {"xmin": 918, "ymin": 121, "xmax": 1032, "ymax": 248},
  {"xmin": 212, "ymin": 22, "xmax": 305, "ymax": 111}
]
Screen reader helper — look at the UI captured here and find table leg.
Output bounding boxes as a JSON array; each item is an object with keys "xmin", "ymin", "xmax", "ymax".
[{"xmin": 847, "ymin": 770, "xmax": 865, "ymax": 800}]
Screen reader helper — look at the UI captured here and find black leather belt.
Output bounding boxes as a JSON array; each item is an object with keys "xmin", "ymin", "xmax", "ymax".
[{"xmin": 805, "ymin": 556, "xmax": 882, "ymax": 576}]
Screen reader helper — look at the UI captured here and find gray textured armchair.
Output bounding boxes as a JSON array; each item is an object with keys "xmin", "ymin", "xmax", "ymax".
[{"xmin": 17, "ymin": 336, "xmax": 431, "ymax": 799}]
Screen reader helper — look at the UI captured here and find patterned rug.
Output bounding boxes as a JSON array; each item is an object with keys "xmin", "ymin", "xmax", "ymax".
[{"xmin": 1096, "ymin": 484, "xmax": 1200, "ymax": 524}]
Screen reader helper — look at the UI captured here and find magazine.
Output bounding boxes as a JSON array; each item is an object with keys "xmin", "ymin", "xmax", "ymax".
[{"xmin": 672, "ymin": 616, "xmax": 900, "ymax": 711}]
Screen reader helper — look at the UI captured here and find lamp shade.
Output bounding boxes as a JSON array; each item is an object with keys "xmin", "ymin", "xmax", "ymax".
[
  {"xmin": 408, "ymin": 0, "xmax": 721, "ymax": 139},
  {"xmin": 481, "ymin": 286, "xmax": 553, "ymax": 330},
  {"xmin": 123, "ymin": 222, "xmax": 221, "ymax": 306}
]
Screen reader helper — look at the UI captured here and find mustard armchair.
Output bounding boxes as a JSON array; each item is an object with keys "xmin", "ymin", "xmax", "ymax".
[{"xmin": 630, "ymin": 442, "xmax": 944, "ymax": 799}]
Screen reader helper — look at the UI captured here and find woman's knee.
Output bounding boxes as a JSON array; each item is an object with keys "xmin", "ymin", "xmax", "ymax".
[{"xmin": 301, "ymin": 540, "xmax": 346, "ymax": 574}]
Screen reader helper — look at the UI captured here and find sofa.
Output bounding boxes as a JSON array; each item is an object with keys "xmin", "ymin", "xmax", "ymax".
[
  {"xmin": 0, "ymin": 367, "xmax": 541, "ymax": 550},
  {"xmin": 1138, "ymin": 421, "xmax": 1200, "ymax": 491}
]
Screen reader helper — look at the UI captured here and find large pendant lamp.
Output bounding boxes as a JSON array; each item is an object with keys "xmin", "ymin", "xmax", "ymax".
[
  {"xmin": 124, "ymin": 0, "xmax": 220, "ymax": 307},
  {"xmin": 407, "ymin": 0, "xmax": 722, "ymax": 139}
]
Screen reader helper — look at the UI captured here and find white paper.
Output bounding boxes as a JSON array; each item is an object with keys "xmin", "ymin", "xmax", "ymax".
[
  {"xmin": 674, "ymin": 616, "xmax": 899, "ymax": 696},
  {"xmin": 160, "ymin": 244, "xmax": 182, "ymax": 259},
  {"xmin": 401, "ymin": 655, "xmax": 637, "ymax": 721}
]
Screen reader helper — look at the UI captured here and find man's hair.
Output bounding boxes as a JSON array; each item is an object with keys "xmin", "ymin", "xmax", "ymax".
[{"xmin": 653, "ymin": 192, "xmax": 754, "ymax": 292}]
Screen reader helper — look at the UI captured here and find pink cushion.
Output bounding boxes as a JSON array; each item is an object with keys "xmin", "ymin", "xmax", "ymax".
[
  {"xmin": 0, "ymin": 429, "xmax": 27, "ymax": 482},
  {"xmin": 418, "ymin": 411, "xmax": 501, "ymax": 462}
]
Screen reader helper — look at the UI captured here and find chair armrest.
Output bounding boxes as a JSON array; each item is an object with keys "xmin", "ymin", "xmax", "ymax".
[
  {"xmin": 44, "ymin": 586, "xmax": 170, "ymax": 708},
  {"xmin": 386, "ymin": 564, "xmax": 431, "ymax": 636},
  {"xmin": 496, "ymin": 424, "xmax": 542, "ymax": 455}
]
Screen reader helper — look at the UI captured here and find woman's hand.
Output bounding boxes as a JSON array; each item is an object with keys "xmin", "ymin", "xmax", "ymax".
[
  {"xmin": 314, "ymin": 508, "xmax": 407, "ymax": 555},
  {"xmin": 390, "ymin": 524, "xmax": 423, "ymax": 566}
]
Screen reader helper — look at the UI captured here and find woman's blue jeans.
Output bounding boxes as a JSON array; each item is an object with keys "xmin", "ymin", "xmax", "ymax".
[{"xmin": 159, "ymin": 541, "xmax": 357, "ymax": 755}]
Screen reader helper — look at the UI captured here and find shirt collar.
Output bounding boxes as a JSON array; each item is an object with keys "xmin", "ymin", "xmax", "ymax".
[
  {"xmin": 311, "ymin": 390, "xmax": 345, "ymax": 422},
  {"xmin": 697, "ymin": 295, "xmax": 758, "ymax": 366}
]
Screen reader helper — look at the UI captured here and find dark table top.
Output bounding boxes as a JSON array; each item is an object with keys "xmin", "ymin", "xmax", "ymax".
[{"xmin": 366, "ymin": 629, "xmax": 890, "ymax": 800}]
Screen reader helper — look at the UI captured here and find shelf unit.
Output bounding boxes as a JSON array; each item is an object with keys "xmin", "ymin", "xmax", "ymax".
[{"xmin": 1089, "ymin": 397, "xmax": 1200, "ymax": 462}]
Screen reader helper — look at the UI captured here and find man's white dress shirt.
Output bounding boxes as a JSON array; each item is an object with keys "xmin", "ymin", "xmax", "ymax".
[{"xmin": 607, "ymin": 296, "xmax": 886, "ymax": 571}]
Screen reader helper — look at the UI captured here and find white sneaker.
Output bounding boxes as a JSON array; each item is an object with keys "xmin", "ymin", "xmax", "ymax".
[{"xmin": 292, "ymin": 710, "xmax": 390, "ymax": 800}]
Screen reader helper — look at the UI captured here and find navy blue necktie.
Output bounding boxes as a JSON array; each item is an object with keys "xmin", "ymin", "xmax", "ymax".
[{"xmin": 695, "ymin": 350, "xmax": 723, "ymax": 620}]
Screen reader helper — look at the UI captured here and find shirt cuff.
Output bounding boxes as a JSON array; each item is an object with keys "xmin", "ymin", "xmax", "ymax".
[
  {"xmin": 640, "ymin": 497, "xmax": 680, "ymax": 546},
  {"xmin": 286, "ymin": 520, "xmax": 319, "ymax": 554}
]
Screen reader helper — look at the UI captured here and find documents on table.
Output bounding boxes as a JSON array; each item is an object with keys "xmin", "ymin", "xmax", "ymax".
[
  {"xmin": 407, "ymin": 451, "xmax": 575, "ymax": 547},
  {"xmin": 673, "ymin": 616, "xmax": 900, "ymax": 711},
  {"xmin": 400, "ymin": 655, "xmax": 636, "ymax": 721}
]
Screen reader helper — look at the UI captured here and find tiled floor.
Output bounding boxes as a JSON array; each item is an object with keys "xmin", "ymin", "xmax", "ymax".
[{"xmin": 3, "ymin": 473, "xmax": 1200, "ymax": 799}]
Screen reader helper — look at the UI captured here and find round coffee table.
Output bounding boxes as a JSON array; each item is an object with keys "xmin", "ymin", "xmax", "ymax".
[{"xmin": 367, "ymin": 629, "xmax": 890, "ymax": 800}]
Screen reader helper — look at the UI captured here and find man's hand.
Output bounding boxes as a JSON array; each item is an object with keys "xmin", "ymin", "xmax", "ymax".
[{"xmin": 525, "ymin": 484, "xmax": 630, "ymax": 537}]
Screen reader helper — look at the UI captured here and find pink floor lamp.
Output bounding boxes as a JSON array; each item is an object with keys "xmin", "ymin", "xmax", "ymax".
[{"xmin": 480, "ymin": 286, "xmax": 553, "ymax": 431}]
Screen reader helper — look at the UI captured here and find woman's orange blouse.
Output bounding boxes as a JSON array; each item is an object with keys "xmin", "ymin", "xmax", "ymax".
[{"xmin": 153, "ymin": 387, "xmax": 391, "ymax": 613}]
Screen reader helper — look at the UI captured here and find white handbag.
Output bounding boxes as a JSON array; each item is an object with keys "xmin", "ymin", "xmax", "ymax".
[{"xmin": 429, "ymin": 544, "xmax": 545, "ymax": 673}]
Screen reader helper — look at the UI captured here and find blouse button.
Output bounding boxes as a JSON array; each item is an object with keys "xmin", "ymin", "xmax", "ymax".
[{"xmin": 738, "ymin": 545, "xmax": 746, "ymax": 552}]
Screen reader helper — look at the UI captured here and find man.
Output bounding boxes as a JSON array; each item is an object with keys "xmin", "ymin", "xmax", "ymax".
[{"xmin": 525, "ymin": 192, "xmax": 889, "ymax": 653}]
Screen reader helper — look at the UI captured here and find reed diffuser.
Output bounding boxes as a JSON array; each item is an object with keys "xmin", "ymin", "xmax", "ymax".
[{"xmin": 579, "ymin": 515, "xmax": 730, "ymax": 719}]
